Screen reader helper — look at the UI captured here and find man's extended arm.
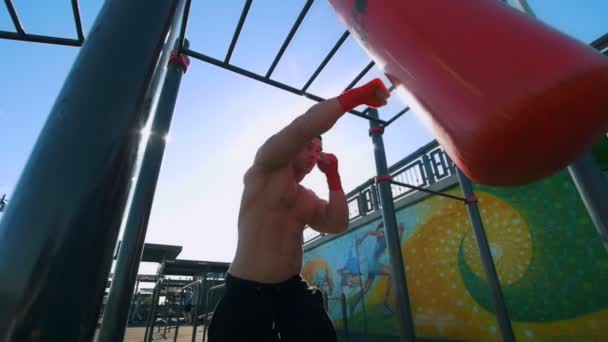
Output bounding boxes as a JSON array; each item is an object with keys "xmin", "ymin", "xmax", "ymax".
[{"xmin": 253, "ymin": 78, "xmax": 389, "ymax": 171}]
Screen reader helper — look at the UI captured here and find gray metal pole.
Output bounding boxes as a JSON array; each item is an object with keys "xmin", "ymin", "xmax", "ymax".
[
  {"xmin": 97, "ymin": 11, "xmax": 190, "ymax": 342},
  {"xmin": 368, "ymin": 109, "xmax": 416, "ymax": 342},
  {"xmin": 568, "ymin": 153, "xmax": 608, "ymax": 251},
  {"xmin": 455, "ymin": 169, "xmax": 515, "ymax": 342},
  {"xmin": 0, "ymin": 1, "xmax": 179, "ymax": 341}
]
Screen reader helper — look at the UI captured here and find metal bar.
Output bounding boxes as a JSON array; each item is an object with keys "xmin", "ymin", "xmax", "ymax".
[
  {"xmin": 0, "ymin": 1, "xmax": 179, "ymax": 340},
  {"xmin": 389, "ymin": 179, "xmax": 466, "ymax": 202},
  {"xmin": 455, "ymin": 169, "xmax": 515, "ymax": 342},
  {"xmin": 301, "ymin": 30, "xmax": 350, "ymax": 92},
  {"xmin": 4, "ymin": 0, "xmax": 24, "ymax": 34},
  {"xmin": 97, "ymin": 10, "xmax": 189, "ymax": 342},
  {"xmin": 0, "ymin": 30, "xmax": 81, "ymax": 46},
  {"xmin": 344, "ymin": 61, "xmax": 375, "ymax": 91},
  {"xmin": 590, "ymin": 33, "xmax": 608, "ymax": 51},
  {"xmin": 173, "ymin": 288, "xmax": 185, "ymax": 342},
  {"xmin": 183, "ymin": 48, "xmax": 386, "ymax": 124},
  {"xmin": 384, "ymin": 107, "xmax": 409, "ymax": 126},
  {"xmin": 512, "ymin": 0, "xmax": 536, "ymax": 16},
  {"xmin": 71, "ymin": 0, "xmax": 85, "ymax": 42},
  {"xmin": 568, "ymin": 153, "xmax": 608, "ymax": 251},
  {"xmin": 368, "ymin": 108, "xmax": 416, "ymax": 342},
  {"xmin": 177, "ymin": 0, "xmax": 191, "ymax": 52},
  {"xmin": 145, "ymin": 280, "xmax": 165, "ymax": 342},
  {"xmin": 0, "ymin": 194, "xmax": 6, "ymax": 212},
  {"xmin": 225, "ymin": 0, "xmax": 252, "ymax": 64},
  {"xmin": 191, "ymin": 278, "xmax": 203, "ymax": 342},
  {"xmin": 265, "ymin": 0, "xmax": 314, "ymax": 78}
]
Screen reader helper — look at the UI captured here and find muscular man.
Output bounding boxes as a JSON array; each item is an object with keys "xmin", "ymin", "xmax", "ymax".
[{"xmin": 207, "ymin": 78, "xmax": 390, "ymax": 341}]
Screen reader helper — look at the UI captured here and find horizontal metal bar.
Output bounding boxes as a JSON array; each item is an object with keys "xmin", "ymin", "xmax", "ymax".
[
  {"xmin": 344, "ymin": 61, "xmax": 374, "ymax": 91},
  {"xmin": 384, "ymin": 107, "xmax": 409, "ymax": 126},
  {"xmin": 265, "ymin": 0, "xmax": 314, "ymax": 78},
  {"xmin": 71, "ymin": 0, "xmax": 85, "ymax": 42},
  {"xmin": 389, "ymin": 179, "xmax": 466, "ymax": 202},
  {"xmin": 301, "ymin": 30, "xmax": 349, "ymax": 92},
  {"xmin": 5, "ymin": 0, "xmax": 24, "ymax": 34},
  {"xmin": 225, "ymin": 0, "xmax": 252, "ymax": 64},
  {"xmin": 0, "ymin": 30, "xmax": 82, "ymax": 47},
  {"xmin": 177, "ymin": 0, "xmax": 192, "ymax": 52},
  {"xmin": 209, "ymin": 284, "xmax": 225, "ymax": 292},
  {"xmin": 591, "ymin": 32, "xmax": 608, "ymax": 51},
  {"xmin": 183, "ymin": 48, "xmax": 385, "ymax": 124},
  {"xmin": 181, "ymin": 280, "xmax": 202, "ymax": 290}
]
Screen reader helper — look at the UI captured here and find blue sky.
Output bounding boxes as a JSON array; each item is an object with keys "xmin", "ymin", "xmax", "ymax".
[{"xmin": 1, "ymin": 1, "xmax": 606, "ymax": 276}]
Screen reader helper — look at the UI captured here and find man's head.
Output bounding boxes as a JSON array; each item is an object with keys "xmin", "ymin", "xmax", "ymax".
[{"xmin": 293, "ymin": 136, "xmax": 323, "ymax": 176}]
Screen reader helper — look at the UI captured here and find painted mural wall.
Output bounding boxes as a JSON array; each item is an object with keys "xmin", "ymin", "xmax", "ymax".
[{"xmin": 302, "ymin": 170, "xmax": 608, "ymax": 341}]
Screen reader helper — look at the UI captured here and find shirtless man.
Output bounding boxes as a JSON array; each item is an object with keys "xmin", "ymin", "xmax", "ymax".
[{"xmin": 207, "ymin": 78, "xmax": 390, "ymax": 341}]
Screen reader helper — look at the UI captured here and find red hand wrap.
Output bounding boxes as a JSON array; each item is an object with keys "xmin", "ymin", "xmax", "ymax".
[
  {"xmin": 337, "ymin": 78, "xmax": 389, "ymax": 112},
  {"xmin": 325, "ymin": 172, "xmax": 342, "ymax": 192}
]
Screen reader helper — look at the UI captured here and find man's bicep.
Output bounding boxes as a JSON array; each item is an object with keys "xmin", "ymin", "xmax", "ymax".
[
  {"xmin": 308, "ymin": 196, "xmax": 330, "ymax": 232},
  {"xmin": 254, "ymin": 117, "xmax": 308, "ymax": 169}
]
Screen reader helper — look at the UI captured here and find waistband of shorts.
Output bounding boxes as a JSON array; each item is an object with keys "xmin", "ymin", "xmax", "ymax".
[{"xmin": 225, "ymin": 273, "xmax": 302, "ymax": 291}]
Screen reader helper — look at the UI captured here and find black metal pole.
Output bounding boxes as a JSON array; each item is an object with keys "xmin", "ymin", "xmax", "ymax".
[
  {"xmin": 455, "ymin": 169, "xmax": 515, "ymax": 342},
  {"xmin": 568, "ymin": 152, "xmax": 608, "ymax": 251},
  {"xmin": 97, "ymin": 8, "xmax": 190, "ymax": 342},
  {"xmin": 0, "ymin": 1, "xmax": 178, "ymax": 341},
  {"xmin": 368, "ymin": 109, "xmax": 416, "ymax": 342},
  {"xmin": 145, "ymin": 279, "xmax": 165, "ymax": 342}
]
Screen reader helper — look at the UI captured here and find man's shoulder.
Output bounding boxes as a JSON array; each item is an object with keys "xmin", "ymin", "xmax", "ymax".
[{"xmin": 244, "ymin": 162, "xmax": 292, "ymax": 182}]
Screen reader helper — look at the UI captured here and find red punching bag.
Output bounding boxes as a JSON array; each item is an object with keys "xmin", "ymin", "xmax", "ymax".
[{"xmin": 328, "ymin": 0, "xmax": 608, "ymax": 186}]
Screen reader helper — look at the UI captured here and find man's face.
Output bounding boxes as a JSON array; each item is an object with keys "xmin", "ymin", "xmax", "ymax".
[{"xmin": 294, "ymin": 137, "xmax": 323, "ymax": 175}]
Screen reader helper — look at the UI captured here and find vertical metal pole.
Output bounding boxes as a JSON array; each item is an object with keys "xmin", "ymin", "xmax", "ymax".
[
  {"xmin": 456, "ymin": 169, "xmax": 515, "ymax": 342},
  {"xmin": 368, "ymin": 109, "xmax": 416, "ymax": 342},
  {"xmin": 146, "ymin": 280, "xmax": 164, "ymax": 342},
  {"xmin": 421, "ymin": 154, "xmax": 436, "ymax": 185},
  {"xmin": 97, "ymin": 9, "xmax": 190, "ymax": 342},
  {"xmin": 0, "ymin": 1, "xmax": 179, "ymax": 341},
  {"xmin": 192, "ymin": 276, "xmax": 204, "ymax": 342},
  {"xmin": 568, "ymin": 153, "xmax": 608, "ymax": 251}
]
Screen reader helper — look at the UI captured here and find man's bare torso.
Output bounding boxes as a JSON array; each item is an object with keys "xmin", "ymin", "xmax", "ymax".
[{"xmin": 228, "ymin": 163, "xmax": 320, "ymax": 283}]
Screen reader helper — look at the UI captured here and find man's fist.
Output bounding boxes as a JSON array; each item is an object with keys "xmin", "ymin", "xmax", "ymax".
[
  {"xmin": 362, "ymin": 78, "xmax": 390, "ymax": 108},
  {"xmin": 337, "ymin": 78, "xmax": 391, "ymax": 112},
  {"xmin": 317, "ymin": 152, "xmax": 338, "ymax": 175},
  {"xmin": 317, "ymin": 152, "xmax": 342, "ymax": 191}
]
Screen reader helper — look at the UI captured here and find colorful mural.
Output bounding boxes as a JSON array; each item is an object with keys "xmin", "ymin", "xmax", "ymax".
[{"xmin": 302, "ymin": 170, "xmax": 608, "ymax": 341}]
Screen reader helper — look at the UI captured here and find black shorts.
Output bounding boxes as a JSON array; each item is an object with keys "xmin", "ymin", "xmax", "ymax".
[
  {"xmin": 207, "ymin": 273, "xmax": 337, "ymax": 342},
  {"xmin": 184, "ymin": 304, "xmax": 192, "ymax": 313}
]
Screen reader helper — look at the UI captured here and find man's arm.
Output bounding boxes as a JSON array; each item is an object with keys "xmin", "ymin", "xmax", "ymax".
[
  {"xmin": 253, "ymin": 78, "xmax": 389, "ymax": 171},
  {"xmin": 309, "ymin": 190, "xmax": 349, "ymax": 235},
  {"xmin": 308, "ymin": 153, "xmax": 349, "ymax": 234}
]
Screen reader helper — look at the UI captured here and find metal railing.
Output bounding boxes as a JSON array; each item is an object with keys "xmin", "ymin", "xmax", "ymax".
[
  {"xmin": 172, "ymin": 280, "xmax": 203, "ymax": 342},
  {"xmin": 304, "ymin": 140, "xmax": 454, "ymax": 243},
  {"xmin": 144, "ymin": 279, "xmax": 164, "ymax": 342}
]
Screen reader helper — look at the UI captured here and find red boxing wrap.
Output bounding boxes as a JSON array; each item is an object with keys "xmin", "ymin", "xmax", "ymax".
[
  {"xmin": 337, "ymin": 78, "xmax": 390, "ymax": 112},
  {"xmin": 317, "ymin": 153, "xmax": 342, "ymax": 192}
]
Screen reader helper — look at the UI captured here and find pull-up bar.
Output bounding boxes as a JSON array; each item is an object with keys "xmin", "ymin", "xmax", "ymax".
[
  {"xmin": 0, "ymin": 0, "xmax": 84, "ymax": 46},
  {"xmin": 175, "ymin": 0, "xmax": 407, "ymax": 127}
]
